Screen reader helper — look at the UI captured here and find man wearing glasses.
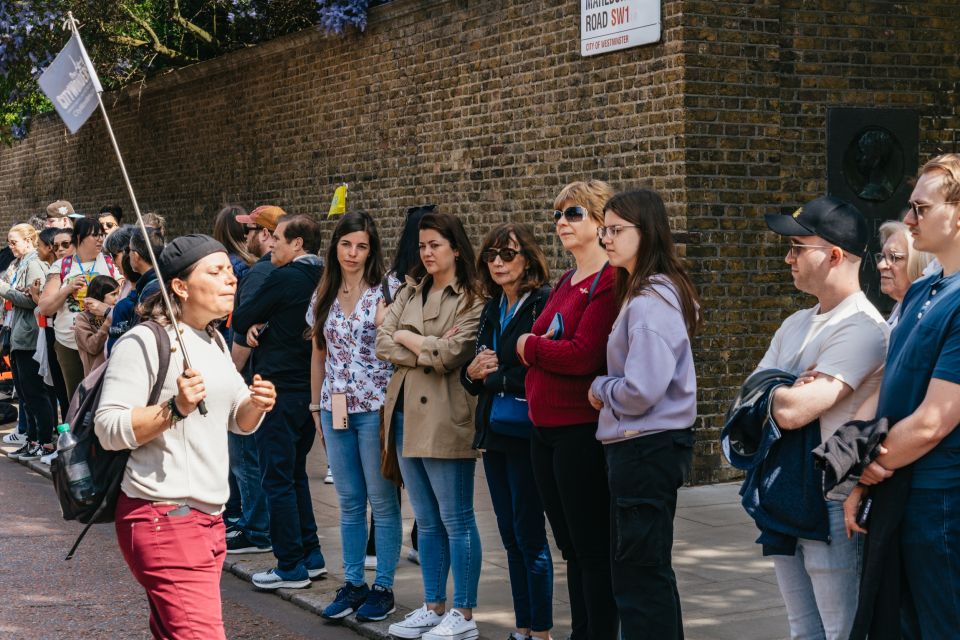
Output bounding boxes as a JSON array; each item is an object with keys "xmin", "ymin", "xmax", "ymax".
[
  {"xmin": 98, "ymin": 205, "xmax": 123, "ymax": 237},
  {"xmin": 850, "ymin": 153, "xmax": 960, "ymax": 636},
  {"xmin": 748, "ymin": 196, "xmax": 888, "ymax": 640}
]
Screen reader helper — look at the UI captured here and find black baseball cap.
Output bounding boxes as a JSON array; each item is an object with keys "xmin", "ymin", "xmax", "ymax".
[{"xmin": 764, "ymin": 196, "xmax": 869, "ymax": 258}]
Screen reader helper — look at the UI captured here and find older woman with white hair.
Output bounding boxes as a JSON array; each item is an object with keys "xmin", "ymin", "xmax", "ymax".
[{"xmin": 876, "ymin": 220, "xmax": 933, "ymax": 327}]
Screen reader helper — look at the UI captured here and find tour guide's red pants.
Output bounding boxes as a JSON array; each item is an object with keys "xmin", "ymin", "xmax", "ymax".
[{"xmin": 115, "ymin": 493, "xmax": 227, "ymax": 640}]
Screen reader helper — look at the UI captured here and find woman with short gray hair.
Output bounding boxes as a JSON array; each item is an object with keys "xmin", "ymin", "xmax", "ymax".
[{"xmin": 876, "ymin": 220, "xmax": 932, "ymax": 327}]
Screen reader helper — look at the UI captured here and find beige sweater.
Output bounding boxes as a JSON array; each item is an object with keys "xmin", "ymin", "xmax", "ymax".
[{"xmin": 94, "ymin": 323, "xmax": 258, "ymax": 514}]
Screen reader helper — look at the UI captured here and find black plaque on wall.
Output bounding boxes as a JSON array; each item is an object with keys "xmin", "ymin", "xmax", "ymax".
[{"xmin": 827, "ymin": 108, "xmax": 919, "ymax": 309}]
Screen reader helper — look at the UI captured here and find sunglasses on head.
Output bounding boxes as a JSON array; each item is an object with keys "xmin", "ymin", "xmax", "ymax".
[
  {"xmin": 480, "ymin": 248, "xmax": 520, "ymax": 263},
  {"xmin": 553, "ymin": 206, "xmax": 588, "ymax": 223}
]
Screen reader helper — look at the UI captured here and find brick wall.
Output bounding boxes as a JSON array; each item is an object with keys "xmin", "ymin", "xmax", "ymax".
[{"xmin": 1, "ymin": 0, "xmax": 958, "ymax": 482}]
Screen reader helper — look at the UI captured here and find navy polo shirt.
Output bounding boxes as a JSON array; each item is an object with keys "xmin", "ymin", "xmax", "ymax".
[{"xmin": 877, "ymin": 269, "xmax": 960, "ymax": 489}]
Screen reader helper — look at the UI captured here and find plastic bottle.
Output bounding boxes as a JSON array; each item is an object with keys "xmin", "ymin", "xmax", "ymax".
[{"xmin": 56, "ymin": 423, "xmax": 95, "ymax": 504}]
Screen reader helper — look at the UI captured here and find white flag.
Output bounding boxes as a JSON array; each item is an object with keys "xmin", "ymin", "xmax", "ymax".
[{"xmin": 38, "ymin": 33, "xmax": 102, "ymax": 134}]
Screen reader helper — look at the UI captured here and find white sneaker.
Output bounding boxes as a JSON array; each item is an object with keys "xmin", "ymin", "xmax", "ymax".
[
  {"xmin": 364, "ymin": 554, "xmax": 377, "ymax": 570},
  {"xmin": 421, "ymin": 610, "xmax": 479, "ymax": 640},
  {"xmin": 40, "ymin": 450, "xmax": 58, "ymax": 465},
  {"xmin": 2, "ymin": 431, "xmax": 25, "ymax": 445},
  {"xmin": 324, "ymin": 466, "xmax": 334, "ymax": 484},
  {"xmin": 407, "ymin": 548, "xmax": 420, "ymax": 565},
  {"xmin": 387, "ymin": 604, "xmax": 444, "ymax": 639}
]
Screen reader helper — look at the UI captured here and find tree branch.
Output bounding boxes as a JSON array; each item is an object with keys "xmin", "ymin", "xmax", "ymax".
[
  {"xmin": 171, "ymin": 0, "xmax": 219, "ymax": 47},
  {"xmin": 120, "ymin": 4, "xmax": 197, "ymax": 62}
]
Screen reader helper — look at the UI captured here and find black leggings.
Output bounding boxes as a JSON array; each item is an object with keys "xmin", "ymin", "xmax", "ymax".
[
  {"xmin": 11, "ymin": 350, "xmax": 55, "ymax": 446},
  {"xmin": 530, "ymin": 423, "xmax": 618, "ymax": 640}
]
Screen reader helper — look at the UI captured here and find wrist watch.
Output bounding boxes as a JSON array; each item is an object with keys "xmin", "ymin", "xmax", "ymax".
[{"xmin": 309, "ymin": 403, "xmax": 321, "ymax": 413}]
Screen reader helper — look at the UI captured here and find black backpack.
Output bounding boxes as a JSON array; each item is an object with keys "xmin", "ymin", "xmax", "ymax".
[{"xmin": 51, "ymin": 321, "xmax": 171, "ymax": 559}]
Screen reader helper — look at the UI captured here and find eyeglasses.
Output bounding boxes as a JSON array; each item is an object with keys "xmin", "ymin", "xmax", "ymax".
[
  {"xmin": 553, "ymin": 206, "xmax": 588, "ymax": 223},
  {"xmin": 101, "ymin": 221, "xmax": 118, "ymax": 230},
  {"xmin": 245, "ymin": 225, "xmax": 262, "ymax": 233},
  {"xmin": 908, "ymin": 201, "xmax": 960, "ymax": 219},
  {"xmin": 93, "ymin": 232, "xmax": 106, "ymax": 238},
  {"xmin": 786, "ymin": 243, "xmax": 831, "ymax": 257},
  {"xmin": 875, "ymin": 251, "xmax": 906, "ymax": 265},
  {"xmin": 480, "ymin": 248, "xmax": 520, "ymax": 263},
  {"xmin": 597, "ymin": 225, "xmax": 639, "ymax": 239}
]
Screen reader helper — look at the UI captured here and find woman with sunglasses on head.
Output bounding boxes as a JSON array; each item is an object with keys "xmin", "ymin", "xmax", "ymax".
[
  {"xmin": 309, "ymin": 211, "xmax": 402, "ymax": 623},
  {"xmin": 589, "ymin": 189, "xmax": 700, "ymax": 640},
  {"xmin": 1, "ymin": 224, "xmax": 55, "ymax": 461},
  {"xmin": 377, "ymin": 211, "xmax": 485, "ymax": 640},
  {"xmin": 38, "ymin": 217, "xmax": 119, "ymax": 400},
  {"xmin": 516, "ymin": 180, "xmax": 619, "ymax": 640},
  {"xmin": 462, "ymin": 223, "xmax": 554, "ymax": 640},
  {"xmin": 875, "ymin": 220, "xmax": 932, "ymax": 328}
]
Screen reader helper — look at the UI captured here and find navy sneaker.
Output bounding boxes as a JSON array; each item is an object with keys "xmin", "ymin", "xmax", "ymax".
[
  {"xmin": 355, "ymin": 584, "xmax": 396, "ymax": 622},
  {"xmin": 321, "ymin": 582, "xmax": 369, "ymax": 620},
  {"xmin": 251, "ymin": 564, "xmax": 311, "ymax": 590},
  {"xmin": 304, "ymin": 547, "xmax": 328, "ymax": 579}
]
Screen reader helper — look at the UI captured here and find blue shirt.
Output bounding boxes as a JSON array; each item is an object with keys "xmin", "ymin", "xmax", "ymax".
[{"xmin": 877, "ymin": 269, "xmax": 960, "ymax": 489}]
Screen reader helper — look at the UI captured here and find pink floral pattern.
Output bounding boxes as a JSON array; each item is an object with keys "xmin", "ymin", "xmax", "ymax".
[{"xmin": 319, "ymin": 279, "xmax": 398, "ymax": 413}]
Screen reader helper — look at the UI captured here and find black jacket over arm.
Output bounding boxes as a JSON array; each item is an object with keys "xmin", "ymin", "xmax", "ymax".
[{"xmin": 460, "ymin": 286, "xmax": 550, "ymax": 452}]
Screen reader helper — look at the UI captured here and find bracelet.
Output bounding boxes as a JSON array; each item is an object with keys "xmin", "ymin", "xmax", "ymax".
[
  {"xmin": 168, "ymin": 396, "xmax": 188, "ymax": 422},
  {"xmin": 309, "ymin": 403, "xmax": 321, "ymax": 413}
]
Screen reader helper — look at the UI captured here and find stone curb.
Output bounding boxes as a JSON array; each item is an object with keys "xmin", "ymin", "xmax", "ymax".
[{"xmin": 2, "ymin": 437, "xmax": 416, "ymax": 640}]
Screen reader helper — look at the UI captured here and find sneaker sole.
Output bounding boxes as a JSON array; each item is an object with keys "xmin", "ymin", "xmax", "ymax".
[
  {"xmin": 226, "ymin": 546, "xmax": 273, "ymax": 555},
  {"xmin": 388, "ymin": 625, "xmax": 438, "ymax": 639},
  {"xmin": 252, "ymin": 579, "xmax": 311, "ymax": 590},
  {"xmin": 308, "ymin": 567, "xmax": 328, "ymax": 579},
  {"xmin": 422, "ymin": 629, "xmax": 479, "ymax": 640},
  {"xmin": 356, "ymin": 605, "xmax": 396, "ymax": 622},
  {"xmin": 321, "ymin": 606, "xmax": 356, "ymax": 620},
  {"xmin": 18, "ymin": 455, "xmax": 41, "ymax": 461}
]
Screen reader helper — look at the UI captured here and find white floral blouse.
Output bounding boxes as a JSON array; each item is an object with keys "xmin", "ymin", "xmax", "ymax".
[{"xmin": 308, "ymin": 276, "xmax": 399, "ymax": 414}]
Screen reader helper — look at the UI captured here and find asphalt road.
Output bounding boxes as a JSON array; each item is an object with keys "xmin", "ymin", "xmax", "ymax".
[{"xmin": 0, "ymin": 457, "xmax": 357, "ymax": 640}]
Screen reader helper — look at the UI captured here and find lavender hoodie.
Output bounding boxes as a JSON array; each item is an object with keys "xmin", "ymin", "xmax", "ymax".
[{"xmin": 590, "ymin": 276, "xmax": 696, "ymax": 444}]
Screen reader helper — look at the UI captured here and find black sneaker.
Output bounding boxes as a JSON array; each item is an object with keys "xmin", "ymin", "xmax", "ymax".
[
  {"xmin": 355, "ymin": 584, "xmax": 396, "ymax": 622},
  {"xmin": 321, "ymin": 582, "xmax": 370, "ymax": 620},
  {"xmin": 7, "ymin": 443, "xmax": 31, "ymax": 459},
  {"xmin": 226, "ymin": 531, "xmax": 272, "ymax": 555},
  {"xmin": 19, "ymin": 443, "xmax": 44, "ymax": 461}
]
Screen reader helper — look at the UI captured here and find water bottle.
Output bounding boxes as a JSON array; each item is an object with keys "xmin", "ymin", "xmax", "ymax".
[{"xmin": 56, "ymin": 423, "xmax": 96, "ymax": 504}]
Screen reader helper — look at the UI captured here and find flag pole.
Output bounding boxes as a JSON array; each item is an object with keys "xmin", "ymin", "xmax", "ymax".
[{"xmin": 65, "ymin": 12, "xmax": 207, "ymax": 415}]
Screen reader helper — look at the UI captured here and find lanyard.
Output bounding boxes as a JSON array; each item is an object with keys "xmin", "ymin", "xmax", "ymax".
[
  {"xmin": 493, "ymin": 292, "xmax": 528, "ymax": 351},
  {"xmin": 75, "ymin": 257, "xmax": 96, "ymax": 283}
]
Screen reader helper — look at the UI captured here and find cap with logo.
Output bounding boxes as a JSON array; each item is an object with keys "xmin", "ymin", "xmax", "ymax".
[
  {"xmin": 46, "ymin": 200, "xmax": 84, "ymax": 219},
  {"xmin": 764, "ymin": 196, "xmax": 869, "ymax": 258},
  {"xmin": 236, "ymin": 205, "xmax": 285, "ymax": 231}
]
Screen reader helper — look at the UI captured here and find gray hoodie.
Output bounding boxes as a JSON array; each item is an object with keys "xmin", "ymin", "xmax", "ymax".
[{"xmin": 0, "ymin": 251, "xmax": 48, "ymax": 351}]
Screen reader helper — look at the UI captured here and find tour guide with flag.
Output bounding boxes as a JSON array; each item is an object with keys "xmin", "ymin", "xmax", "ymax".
[{"xmin": 40, "ymin": 15, "xmax": 278, "ymax": 638}]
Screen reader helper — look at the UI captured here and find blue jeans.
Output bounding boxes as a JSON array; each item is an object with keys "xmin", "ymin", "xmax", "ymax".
[
  {"xmin": 254, "ymin": 391, "xmax": 320, "ymax": 572},
  {"xmin": 484, "ymin": 449, "xmax": 553, "ymax": 631},
  {"xmin": 900, "ymin": 485, "xmax": 960, "ymax": 638},
  {"xmin": 228, "ymin": 430, "xmax": 271, "ymax": 547},
  {"xmin": 322, "ymin": 409, "xmax": 401, "ymax": 588},
  {"xmin": 772, "ymin": 501, "xmax": 862, "ymax": 640},
  {"xmin": 394, "ymin": 412, "xmax": 482, "ymax": 608}
]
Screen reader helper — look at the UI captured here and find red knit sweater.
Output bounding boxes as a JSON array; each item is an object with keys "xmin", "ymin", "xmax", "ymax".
[{"xmin": 522, "ymin": 266, "xmax": 618, "ymax": 427}]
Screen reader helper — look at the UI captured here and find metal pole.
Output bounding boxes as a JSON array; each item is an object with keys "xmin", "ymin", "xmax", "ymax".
[{"xmin": 66, "ymin": 12, "xmax": 207, "ymax": 415}]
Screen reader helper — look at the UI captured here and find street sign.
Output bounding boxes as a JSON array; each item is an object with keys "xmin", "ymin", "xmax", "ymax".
[{"xmin": 581, "ymin": 0, "xmax": 661, "ymax": 57}]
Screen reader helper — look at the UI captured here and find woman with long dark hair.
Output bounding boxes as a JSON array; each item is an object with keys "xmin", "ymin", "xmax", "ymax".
[
  {"xmin": 308, "ymin": 211, "xmax": 402, "ymax": 622},
  {"xmin": 588, "ymin": 189, "xmax": 700, "ymax": 639},
  {"xmin": 376, "ymin": 211, "xmax": 485, "ymax": 640},
  {"xmin": 37, "ymin": 217, "xmax": 119, "ymax": 400},
  {"xmin": 517, "ymin": 180, "xmax": 620, "ymax": 640},
  {"xmin": 461, "ymin": 223, "xmax": 555, "ymax": 640},
  {"xmin": 213, "ymin": 205, "xmax": 254, "ymax": 281}
]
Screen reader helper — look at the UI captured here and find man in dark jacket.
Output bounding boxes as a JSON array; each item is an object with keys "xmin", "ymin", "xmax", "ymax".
[{"xmin": 232, "ymin": 214, "xmax": 325, "ymax": 590}]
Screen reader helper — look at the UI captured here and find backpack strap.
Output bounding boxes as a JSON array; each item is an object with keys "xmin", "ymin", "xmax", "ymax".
[
  {"xmin": 59, "ymin": 254, "xmax": 74, "ymax": 281},
  {"xmin": 587, "ymin": 262, "xmax": 609, "ymax": 303},
  {"xmin": 103, "ymin": 253, "xmax": 117, "ymax": 280}
]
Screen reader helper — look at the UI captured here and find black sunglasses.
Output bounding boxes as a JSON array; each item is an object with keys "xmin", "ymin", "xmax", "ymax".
[
  {"xmin": 52, "ymin": 241, "xmax": 72, "ymax": 250},
  {"xmin": 480, "ymin": 248, "xmax": 520, "ymax": 263},
  {"xmin": 553, "ymin": 206, "xmax": 588, "ymax": 223}
]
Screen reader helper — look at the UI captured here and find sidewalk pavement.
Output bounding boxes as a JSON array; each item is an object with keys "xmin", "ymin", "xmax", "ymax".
[{"xmin": 3, "ymin": 423, "xmax": 790, "ymax": 640}]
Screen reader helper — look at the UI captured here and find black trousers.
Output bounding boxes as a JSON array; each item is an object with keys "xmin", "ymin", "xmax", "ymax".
[
  {"xmin": 530, "ymin": 423, "xmax": 618, "ymax": 640},
  {"xmin": 605, "ymin": 429, "xmax": 694, "ymax": 640},
  {"xmin": 11, "ymin": 350, "xmax": 55, "ymax": 446}
]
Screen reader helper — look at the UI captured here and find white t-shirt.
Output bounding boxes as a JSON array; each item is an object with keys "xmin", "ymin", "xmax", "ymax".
[
  {"xmin": 51, "ymin": 254, "xmax": 116, "ymax": 350},
  {"xmin": 756, "ymin": 291, "xmax": 890, "ymax": 441}
]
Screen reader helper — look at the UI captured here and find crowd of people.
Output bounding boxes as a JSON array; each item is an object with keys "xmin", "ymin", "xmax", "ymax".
[{"xmin": 1, "ymin": 154, "xmax": 959, "ymax": 640}]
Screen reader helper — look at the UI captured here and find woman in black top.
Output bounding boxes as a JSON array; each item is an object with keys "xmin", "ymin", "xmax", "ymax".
[{"xmin": 461, "ymin": 223, "xmax": 554, "ymax": 640}]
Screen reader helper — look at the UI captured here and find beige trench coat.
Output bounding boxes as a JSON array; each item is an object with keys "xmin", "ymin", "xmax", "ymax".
[{"xmin": 375, "ymin": 276, "xmax": 484, "ymax": 459}]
